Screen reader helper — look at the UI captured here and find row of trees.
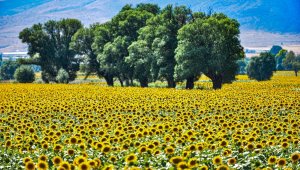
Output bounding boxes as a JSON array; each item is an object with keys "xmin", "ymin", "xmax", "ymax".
[
  {"xmin": 19, "ymin": 3, "xmax": 244, "ymax": 89},
  {"xmin": 242, "ymin": 46, "xmax": 300, "ymax": 81}
]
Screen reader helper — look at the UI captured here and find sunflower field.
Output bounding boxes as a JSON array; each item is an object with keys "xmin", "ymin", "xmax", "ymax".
[{"xmin": 0, "ymin": 72, "xmax": 300, "ymax": 170}]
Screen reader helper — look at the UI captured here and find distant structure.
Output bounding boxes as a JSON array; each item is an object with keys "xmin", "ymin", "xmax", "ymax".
[{"xmin": 2, "ymin": 52, "xmax": 29, "ymax": 61}]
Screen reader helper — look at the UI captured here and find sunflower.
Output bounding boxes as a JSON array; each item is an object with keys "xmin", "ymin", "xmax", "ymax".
[
  {"xmin": 281, "ymin": 142, "xmax": 289, "ymax": 148},
  {"xmin": 67, "ymin": 149, "xmax": 75, "ymax": 155},
  {"xmin": 36, "ymin": 161, "xmax": 48, "ymax": 170},
  {"xmin": 60, "ymin": 161, "xmax": 71, "ymax": 170},
  {"xmin": 170, "ymin": 156, "xmax": 183, "ymax": 165},
  {"xmin": 75, "ymin": 156, "xmax": 87, "ymax": 165},
  {"xmin": 176, "ymin": 162, "xmax": 188, "ymax": 169},
  {"xmin": 38, "ymin": 155, "xmax": 48, "ymax": 162},
  {"xmin": 52, "ymin": 156, "xmax": 63, "ymax": 166},
  {"xmin": 102, "ymin": 164, "xmax": 114, "ymax": 170},
  {"xmin": 102, "ymin": 145, "xmax": 111, "ymax": 154},
  {"xmin": 125, "ymin": 153, "xmax": 138, "ymax": 164},
  {"xmin": 109, "ymin": 155, "xmax": 117, "ymax": 162},
  {"xmin": 188, "ymin": 158, "xmax": 198, "ymax": 168},
  {"xmin": 290, "ymin": 152, "xmax": 300, "ymax": 163},
  {"xmin": 164, "ymin": 146, "xmax": 175, "ymax": 154},
  {"xmin": 78, "ymin": 162, "xmax": 91, "ymax": 170},
  {"xmin": 212, "ymin": 156, "xmax": 222, "ymax": 165},
  {"xmin": 277, "ymin": 158, "xmax": 286, "ymax": 167},
  {"xmin": 5, "ymin": 140, "xmax": 12, "ymax": 147},
  {"xmin": 70, "ymin": 136, "xmax": 77, "ymax": 144},
  {"xmin": 267, "ymin": 156, "xmax": 277, "ymax": 165},
  {"xmin": 199, "ymin": 165, "xmax": 208, "ymax": 170},
  {"xmin": 228, "ymin": 157, "xmax": 236, "ymax": 165},
  {"xmin": 23, "ymin": 157, "xmax": 32, "ymax": 164},
  {"xmin": 25, "ymin": 161, "xmax": 35, "ymax": 170},
  {"xmin": 216, "ymin": 164, "xmax": 229, "ymax": 170}
]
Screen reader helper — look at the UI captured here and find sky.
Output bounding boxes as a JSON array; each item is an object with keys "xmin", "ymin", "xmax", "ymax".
[{"xmin": 0, "ymin": 0, "xmax": 300, "ymax": 53}]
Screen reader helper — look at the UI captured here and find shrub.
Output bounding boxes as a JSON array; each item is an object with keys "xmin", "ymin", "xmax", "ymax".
[
  {"xmin": 14, "ymin": 65, "xmax": 35, "ymax": 83},
  {"xmin": 56, "ymin": 68, "xmax": 69, "ymax": 83},
  {"xmin": 247, "ymin": 52, "xmax": 276, "ymax": 81}
]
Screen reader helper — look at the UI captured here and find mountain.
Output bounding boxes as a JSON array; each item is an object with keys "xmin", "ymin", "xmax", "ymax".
[{"xmin": 0, "ymin": 0, "xmax": 300, "ymax": 52}]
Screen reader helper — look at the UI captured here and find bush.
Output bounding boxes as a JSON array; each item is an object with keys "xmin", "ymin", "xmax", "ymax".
[
  {"xmin": 14, "ymin": 65, "xmax": 35, "ymax": 83},
  {"xmin": 56, "ymin": 68, "xmax": 69, "ymax": 83},
  {"xmin": 247, "ymin": 52, "xmax": 276, "ymax": 81},
  {"xmin": 0, "ymin": 60, "xmax": 20, "ymax": 80}
]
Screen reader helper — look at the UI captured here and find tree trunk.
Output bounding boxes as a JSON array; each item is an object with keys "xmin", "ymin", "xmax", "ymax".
[
  {"xmin": 130, "ymin": 78, "xmax": 134, "ymax": 86},
  {"xmin": 211, "ymin": 74, "xmax": 223, "ymax": 90},
  {"xmin": 167, "ymin": 78, "xmax": 176, "ymax": 88},
  {"xmin": 118, "ymin": 76, "xmax": 123, "ymax": 87},
  {"xmin": 104, "ymin": 75, "xmax": 114, "ymax": 86},
  {"xmin": 139, "ymin": 78, "xmax": 148, "ymax": 87},
  {"xmin": 125, "ymin": 79, "xmax": 130, "ymax": 86},
  {"xmin": 185, "ymin": 76, "xmax": 194, "ymax": 89},
  {"xmin": 295, "ymin": 69, "xmax": 298, "ymax": 77}
]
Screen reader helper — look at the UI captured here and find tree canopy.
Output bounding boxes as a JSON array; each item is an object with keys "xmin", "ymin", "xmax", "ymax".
[
  {"xmin": 247, "ymin": 52, "xmax": 276, "ymax": 81},
  {"xmin": 19, "ymin": 18, "xmax": 83, "ymax": 83},
  {"xmin": 175, "ymin": 13, "xmax": 244, "ymax": 89},
  {"xmin": 283, "ymin": 51, "xmax": 300, "ymax": 76}
]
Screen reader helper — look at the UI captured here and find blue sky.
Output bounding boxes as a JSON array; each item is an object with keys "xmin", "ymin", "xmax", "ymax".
[{"xmin": 0, "ymin": 0, "xmax": 300, "ymax": 52}]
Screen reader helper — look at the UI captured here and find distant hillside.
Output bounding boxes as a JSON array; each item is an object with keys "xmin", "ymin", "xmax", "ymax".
[{"xmin": 0, "ymin": 0, "xmax": 300, "ymax": 52}]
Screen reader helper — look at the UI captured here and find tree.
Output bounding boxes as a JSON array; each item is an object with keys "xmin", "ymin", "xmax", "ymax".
[
  {"xmin": 70, "ymin": 26, "xmax": 99, "ymax": 80},
  {"xmin": 98, "ymin": 36, "xmax": 132, "ymax": 86},
  {"xmin": 0, "ymin": 60, "xmax": 20, "ymax": 80},
  {"xmin": 275, "ymin": 49, "xmax": 287, "ymax": 70},
  {"xmin": 126, "ymin": 40, "xmax": 154, "ymax": 87},
  {"xmin": 56, "ymin": 68, "xmax": 69, "ymax": 83},
  {"xmin": 247, "ymin": 52, "xmax": 276, "ymax": 81},
  {"xmin": 93, "ymin": 4, "xmax": 154, "ymax": 87},
  {"xmin": 237, "ymin": 59, "xmax": 247, "ymax": 74},
  {"xmin": 19, "ymin": 18, "xmax": 83, "ymax": 83},
  {"xmin": 92, "ymin": 23, "xmax": 115, "ymax": 86},
  {"xmin": 270, "ymin": 45, "xmax": 282, "ymax": 56},
  {"xmin": 0, "ymin": 53, "xmax": 2, "ymax": 66},
  {"xmin": 14, "ymin": 65, "xmax": 35, "ymax": 83},
  {"xmin": 175, "ymin": 13, "xmax": 244, "ymax": 89},
  {"xmin": 136, "ymin": 5, "xmax": 194, "ymax": 88},
  {"xmin": 283, "ymin": 51, "xmax": 300, "ymax": 76}
]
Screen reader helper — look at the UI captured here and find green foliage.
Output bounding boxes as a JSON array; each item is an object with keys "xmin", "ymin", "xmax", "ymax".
[
  {"xmin": 93, "ymin": 4, "xmax": 155, "ymax": 86},
  {"xmin": 19, "ymin": 18, "xmax": 83, "ymax": 83},
  {"xmin": 237, "ymin": 59, "xmax": 247, "ymax": 74},
  {"xmin": 70, "ymin": 27, "xmax": 99, "ymax": 79},
  {"xmin": 0, "ymin": 60, "xmax": 20, "ymax": 80},
  {"xmin": 283, "ymin": 51, "xmax": 300, "ymax": 76},
  {"xmin": 275, "ymin": 49, "xmax": 287, "ymax": 70},
  {"xmin": 175, "ymin": 13, "xmax": 244, "ymax": 89},
  {"xmin": 126, "ymin": 40, "xmax": 154, "ymax": 87},
  {"xmin": 269, "ymin": 45, "xmax": 282, "ymax": 56},
  {"xmin": 247, "ymin": 52, "xmax": 276, "ymax": 81},
  {"xmin": 14, "ymin": 65, "xmax": 35, "ymax": 83},
  {"xmin": 135, "ymin": 5, "xmax": 194, "ymax": 88},
  {"xmin": 56, "ymin": 68, "xmax": 69, "ymax": 84}
]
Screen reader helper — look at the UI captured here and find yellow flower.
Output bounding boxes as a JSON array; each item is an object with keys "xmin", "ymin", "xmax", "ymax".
[
  {"xmin": 25, "ymin": 161, "xmax": 35, "ymax": 170},
  {"xmin": 37, "ymin": 161, "xmax": 48, "ymax": 170},
  {"xmin": 212, "ymin": 156, "xmax": 222, "ymax": 165},
  {"xmin": 52, "ymin": 156, "xmax": 63, "ymax": 166},
  {"xmin": 125, "ymin": 153, "xmax": 138, "ymax": 164}
]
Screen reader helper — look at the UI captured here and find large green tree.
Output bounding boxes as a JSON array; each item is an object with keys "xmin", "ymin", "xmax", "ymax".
[
  {"xmin": 283, "ymin": 51, "xmax": 300, "ymax": 76},
  {"xmin": 175, "ymin": 13, "xmax": 244, "ymax": 89},
  {"xmin": 247, "ymin": 52, "xmax": 276, "ymax": 81},
  {"xmin": 126, "ymin": 40, "xmax": 155, "ymax": 87},
  {"xmin": 93, "ymin": 4, "xmax": 156, "ymax": 86},
  {"xmin": 19, "ymin": 18, "xmax": 83, "ymax": 83},
  {"xmin": 135, "ymin": 5, "xmax": 194, "ymax": 88}
]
